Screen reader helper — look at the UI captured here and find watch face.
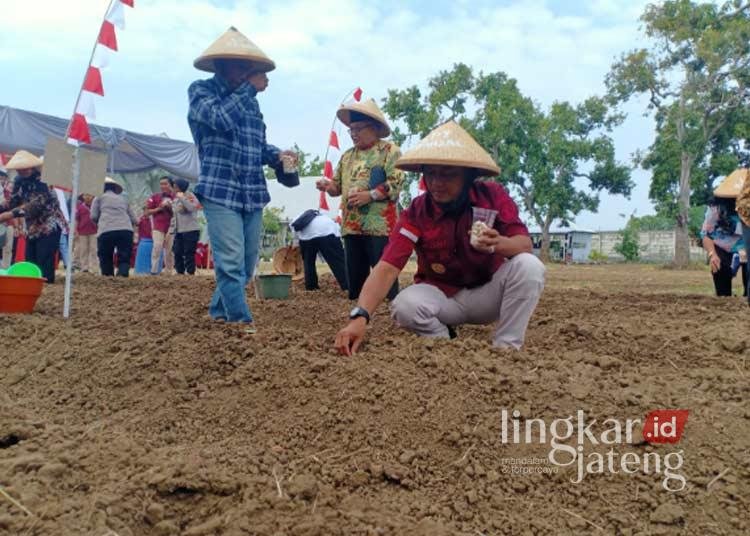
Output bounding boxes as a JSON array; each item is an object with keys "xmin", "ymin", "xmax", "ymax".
[{"xmin": 349, "ymin": 307, "xmax": 360, "ymax": 318}]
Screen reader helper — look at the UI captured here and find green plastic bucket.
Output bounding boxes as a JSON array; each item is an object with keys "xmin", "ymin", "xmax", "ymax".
[{"xmin": 254, "ymin": 274, "xmax": 292, "ymax": 299}]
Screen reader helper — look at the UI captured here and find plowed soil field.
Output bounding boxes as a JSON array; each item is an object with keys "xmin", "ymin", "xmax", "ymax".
[{"xmin": 1, "ymin": 264, "xmax": 748, "ymax": 535}]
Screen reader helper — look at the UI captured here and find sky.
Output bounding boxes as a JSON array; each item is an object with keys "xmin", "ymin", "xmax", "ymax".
[{"xmin": 0, "ymin": 0, "xmax": 660, "ymax": 230}]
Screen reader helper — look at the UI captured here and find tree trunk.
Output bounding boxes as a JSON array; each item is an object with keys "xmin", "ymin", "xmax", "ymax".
[
  {"xmin": 539, "ymin": 225, "xmax": 551, "ymax": 263},
  {"xmin": 673, "ymin": 152, "xmax": 693, "ymax": 268}
]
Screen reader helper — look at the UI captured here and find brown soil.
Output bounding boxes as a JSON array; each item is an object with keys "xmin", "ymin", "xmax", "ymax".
[{"xmin": 1, "ymin": 265, "xmax": 748, "ymax": 535}]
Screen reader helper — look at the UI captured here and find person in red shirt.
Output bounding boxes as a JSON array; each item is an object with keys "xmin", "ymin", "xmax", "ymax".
[
  {"xmin": 0, "ymin": 169, "xmax": 13, "ymax": 269},
  {"xmin": 75, "ymin": 193, "xmax": 98, "ymax": 272},
  {"xmin": 334, "ymin": 121, "xmax": 545, "ymax": 355},
  {"xmin": 145, "ymin": 176, "xmax": 174, "ymax": 275}
]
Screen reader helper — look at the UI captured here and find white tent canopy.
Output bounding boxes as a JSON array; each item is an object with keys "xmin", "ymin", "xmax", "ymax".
[{"xmin": 0, "ymin": 105, "xmax": 199, "ymax": 179}]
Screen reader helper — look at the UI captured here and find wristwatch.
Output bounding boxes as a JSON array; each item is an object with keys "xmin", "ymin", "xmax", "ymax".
[
  {"xmin": 369, "ymin": 189, "xmax": 379, "ymax": 201},
  {"xmin": 349, "ymin": 306, "xmax": 370, "ymax": 324}
]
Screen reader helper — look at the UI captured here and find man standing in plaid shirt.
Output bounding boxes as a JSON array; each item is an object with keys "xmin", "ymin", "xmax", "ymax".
[{"xmin": 189, "ymin": 27, "xmax": 298, "ymax": 329}]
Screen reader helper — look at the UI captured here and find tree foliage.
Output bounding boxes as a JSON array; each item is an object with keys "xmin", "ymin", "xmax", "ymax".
[
  {"xmin": 262, "ymin": 206, "xmax": 285, "ymax": 234},
  {"xmin": 614, "ymin": 217, "xmax": 641, "ymax": 261},
  {"xmin": 383, "ymin": 64, "xmax": 633, "ymax": 261},
  {"xmin": 606, "ymin": 0, "xmax": 750, "ymax": 267}
]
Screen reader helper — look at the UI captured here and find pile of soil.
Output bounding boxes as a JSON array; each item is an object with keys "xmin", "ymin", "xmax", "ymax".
[{"xmin": 1, "ymin": 268, "xmax": 748, "ymax": 535}]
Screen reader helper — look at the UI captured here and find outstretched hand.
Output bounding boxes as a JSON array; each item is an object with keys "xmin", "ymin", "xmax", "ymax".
[{"xmin": 334, "ymin": 318, "xmax": 367, "ymax": 356}]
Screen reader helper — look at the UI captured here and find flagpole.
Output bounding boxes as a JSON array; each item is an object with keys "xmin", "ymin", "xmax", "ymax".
[
  {"xmin": 63, "ymin": 0, "xmax": 116, "ymax": 319},
  {"xmin": 322, "ymin": 87, "xmax": 358, "ymax": 165}
]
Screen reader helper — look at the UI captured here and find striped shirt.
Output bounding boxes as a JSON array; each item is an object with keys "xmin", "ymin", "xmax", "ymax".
[{"xmin": 188, "ymin": 75, "xmax": 280, "ymax": 212}]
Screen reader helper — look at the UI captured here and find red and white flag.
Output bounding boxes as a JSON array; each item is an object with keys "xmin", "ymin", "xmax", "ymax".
[{"xmin": 68, "ymin": 0, "xmax": 134, "ymax": 145}]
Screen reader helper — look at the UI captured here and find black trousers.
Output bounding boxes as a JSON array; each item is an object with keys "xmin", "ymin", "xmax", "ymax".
[
  {"xmin": 743, "ymin": 222, "xmax": 750, "ymax": 305},
  {"xmin": 174, "ymin": 230, "xmax": 200, "ymax": 275},
  {"xmin": 343, "ymin": 235, "xmax": 398, "ymax": 301},
  {"xmin": 299, "ymin": 234, "xmax": 348, "ymax": 291},
  {"xmin": 26, "ymin": 228, "xmax": 61, "ymax": 284},
  {"xmin": 98, "ymin": 230, "xmax": 133, "ymax": 277},
  {"xmin": 712, "ymin": 246, "xmax": 748, "ymax": 297}
]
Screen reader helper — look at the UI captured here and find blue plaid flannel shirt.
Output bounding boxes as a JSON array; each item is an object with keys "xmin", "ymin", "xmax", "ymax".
[{"xmin": 188, "ymin": 75, "xmax": 281, "ymax": 212}]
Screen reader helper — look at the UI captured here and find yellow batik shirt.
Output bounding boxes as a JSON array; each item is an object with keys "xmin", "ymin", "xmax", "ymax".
[{"xmin": 333, "ymin": 140, "xmax": 403, "ymax": 237}]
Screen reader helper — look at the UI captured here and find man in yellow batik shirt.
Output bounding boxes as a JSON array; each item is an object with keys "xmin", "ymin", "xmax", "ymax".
[{"xmin": 317, "ymin": 98, "xmax": 403, "ymax": 300}]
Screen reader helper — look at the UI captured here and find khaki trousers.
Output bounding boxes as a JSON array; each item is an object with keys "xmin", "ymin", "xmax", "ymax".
[
  {"xmin": 74, "ymin": 234, "xmax": 98, "ymax": 272},
  {"xmin": 390, "ymin": 253, "xmax": 545, "ymax": 349},
  {"xmin": 151, "ymin": 230, "xmax": 174, "ymax": 274}
]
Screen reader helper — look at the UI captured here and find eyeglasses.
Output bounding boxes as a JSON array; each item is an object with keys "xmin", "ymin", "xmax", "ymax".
[{"xmin": 348, "ymin": 125, "xmax": 372, "ymax": 135}]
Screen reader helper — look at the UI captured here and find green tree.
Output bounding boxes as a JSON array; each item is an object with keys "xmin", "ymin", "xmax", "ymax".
[
  {"xmin": 606, "ymin": 0, "xmax": 750, "ymax": 267},
  {"xmin": 262, "ymin": 206, "xmax": 285, "ymax": 234},
  {"xmin": 265, "ymin": 143, "xmax": 324, "ymax": 181},
  {"xmin": 615, "ymin": 216, "xmax": 641, "ymax": 261},
  {"xmin": 383, "ymin": 64, "xmax": 633, "ymax": 261}
]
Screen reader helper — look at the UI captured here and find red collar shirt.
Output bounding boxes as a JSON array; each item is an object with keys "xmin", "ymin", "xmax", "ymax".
[
  {"xmin": 76, "ymin": 201, "xmax": 98, "ymax": 235},
  {"xmin": 147, "ymin": 192, "xmax": 174, "ymax": 233},
  {"xmin": 381, "ymin": 181, "xmax": 529, "ymax": 297}
]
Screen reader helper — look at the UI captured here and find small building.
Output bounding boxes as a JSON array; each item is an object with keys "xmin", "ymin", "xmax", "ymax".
[{"xmin": 529, "ymin": 228, "xmax": 595, "ymax": 263}]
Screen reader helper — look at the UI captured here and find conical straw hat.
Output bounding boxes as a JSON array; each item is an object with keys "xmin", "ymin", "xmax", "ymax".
[
  {"xmin": 714, "ymin": 168, "xmax": 748, "ymax": 198},
  {"xmin": 194, "ymin": 26, "xmax": 275, "ymax": 73},
  {"xmin": 395, "ymin": 121, "xmax": 500, "ymax": 176},
  {"xmin": 4, "ymin": 150, "xmax": 43, "ymax": 170},
  {"xmin": 337, "ymin": 99, "xmax": 391, "ymax": 138},
  {"xmin": 103, "ymin": 176, "xmax": 123, "ymax": 192}
]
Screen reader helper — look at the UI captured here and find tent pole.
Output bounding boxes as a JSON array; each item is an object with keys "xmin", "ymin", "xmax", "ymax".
[{"xmin": 63, "ymin": 147, "xmax": 80, "ymax": 318}]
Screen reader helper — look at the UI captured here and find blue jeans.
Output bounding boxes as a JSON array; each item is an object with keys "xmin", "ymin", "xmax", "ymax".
[
  {"xmin": 59, "ymin": 232, "xmax": 70, "ymax": 269},
  {"xmin": 201, "ymin": 198, "xmax": 263, "ymax": 322}
]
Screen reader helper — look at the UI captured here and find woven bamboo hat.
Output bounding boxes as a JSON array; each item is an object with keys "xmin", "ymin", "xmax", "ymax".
[
  {"xmin": 194, "ymin": 26, "xmax": 276, "ymax": 74},
  {"xmin": 272, "ymin": 246, "xmax": 304, "ymax": 281},
  {"xmin": 4, "ymin": 150, "xmax": 43, "ymax": 170},
  {"xmin": 104, "ymin": 176, "xmax": 123, "ymax": 192},
  {"xmin": 395, "ymin": 121, "xmax": 500, "ymax": 177},
  {"xmin": 714, "ymin": 168, "xmax": 748, "ymax": 199},
  {"xmin": 337, "ymin": 99, "xmax": 391, "ymax": 138}
]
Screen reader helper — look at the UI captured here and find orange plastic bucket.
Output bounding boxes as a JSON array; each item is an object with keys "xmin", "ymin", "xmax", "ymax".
[{"xmin": 0, "ymin": 275, "xmax": 45, "ymax": 314}]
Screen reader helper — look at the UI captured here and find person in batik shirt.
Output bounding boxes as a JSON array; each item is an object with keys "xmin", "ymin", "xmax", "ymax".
[
  {"xmin": 316, "ymin": 98, "xmax": 403, "ymax": 300},
  {"xmin": 0, "ymin": 151, "xmax": 68, "ymax": 283}
]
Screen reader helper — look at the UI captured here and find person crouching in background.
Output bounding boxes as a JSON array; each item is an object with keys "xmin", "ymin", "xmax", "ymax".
[
  {"xmin": 91, "ymin": 178, "xmax": 137, "ymax": 277},
  {"xmin": 701, "ymin": 173, "xmax": 747, "ymax": 298},
  {"xmin": 735, "ymin": 169, "xmax": 750, "ymax": 306},
  {"xmin": 171, "ymin": 178, "xmax": 201, "ymax": 275}
]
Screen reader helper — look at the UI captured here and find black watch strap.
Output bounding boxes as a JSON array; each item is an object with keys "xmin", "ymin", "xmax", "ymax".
[{"xmin": 350, "ymin": 306, "xmax": 370, "ymax": 324}]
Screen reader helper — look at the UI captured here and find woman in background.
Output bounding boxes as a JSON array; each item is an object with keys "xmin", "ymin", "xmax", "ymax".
[
  {"xmin": 701, "ymin": 183, "xmax": 747, "ymax": 298},
  {"xmin": 75, "ymin": 193, "xmax": 98, "ymax": 272},
  {"xmin": 91, "ymin": 177, "xmax": 137, "ymax": 277},
  {"xmin": 0, "ymin": 150, "xmax": 67, "ymax": 283},
  {"xmin": 736, "ymin": 170, "xmax": 750, "ymax": 306},
  {"xmin": 134, "ymin": 201, "xmax": 156, "ymax": 275},
  {"xmin": 171, "ymin": 178, "xmax": 201, "ymax": 275}
]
